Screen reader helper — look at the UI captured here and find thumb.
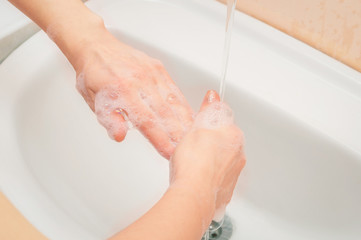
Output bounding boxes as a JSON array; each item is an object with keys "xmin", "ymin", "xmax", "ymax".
[
  {"xmin": 199, "ymin": 90, "xmax": 220, "ymax": 112},
  {"xmin": 194, "ymin": 90, "xmax": 234, "ymax": 129}
]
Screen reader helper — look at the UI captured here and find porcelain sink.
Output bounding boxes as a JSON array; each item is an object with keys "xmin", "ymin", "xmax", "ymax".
[{"xmin": 1, "ymin": 0, "xmax": 361, "ymax": 239}]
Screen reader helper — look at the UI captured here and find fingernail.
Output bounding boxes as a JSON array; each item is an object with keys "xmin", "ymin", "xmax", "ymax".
[{"xmin": 208, "ymin": 90, "xmax": 217, "ymax": 103}]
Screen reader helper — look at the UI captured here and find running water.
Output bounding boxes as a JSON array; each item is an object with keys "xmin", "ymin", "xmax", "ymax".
[
  {"xmin": 202, "ymin": 1, "xmax": 238, "ymax": 239},
  {"xmin": 219, "ymin": 0, "xmax": 238, "ymax": 102}
]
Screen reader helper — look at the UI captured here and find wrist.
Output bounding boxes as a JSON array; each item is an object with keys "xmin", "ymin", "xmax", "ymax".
[
  {"xmin": 169, "ymin": 177, "xmax": 216, "ymax": 228},
  {"xmin": 47, "ymin": 8, "xmax": 108, "ymax": 69}
]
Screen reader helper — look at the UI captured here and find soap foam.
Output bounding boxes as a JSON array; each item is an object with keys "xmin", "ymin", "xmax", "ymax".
[
  {"xmin": 93, "ymin": 83, "xmax": 190, "ymax": 147},
  {"xmin": 193, "ymin": 102, "xmax": 234, "ymax": 129},
  {"xmin": 194, "ymin": 101, "xmax": 243, "ymax": 151},
  {"xmin": 94, "ymin": 86, "xmax": 129, "ymax": 140}
]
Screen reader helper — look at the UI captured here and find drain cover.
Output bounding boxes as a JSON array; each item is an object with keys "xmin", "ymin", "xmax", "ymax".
[{"xmin": 202, "ymin": 215, "xmax": 233, "ymax": 240}]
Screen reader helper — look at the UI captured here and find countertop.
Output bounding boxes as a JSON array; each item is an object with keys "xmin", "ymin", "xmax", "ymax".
[{"xmin": 0, "ymin": 192, "xmax": 47, "ymax": 240}]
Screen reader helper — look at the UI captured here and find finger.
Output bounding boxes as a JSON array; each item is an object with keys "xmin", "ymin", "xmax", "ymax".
[
  {"xmin": 166, "ymin": 89, "xmax": 194, "ymax": 132},
  {"xmin": 199, "ymin": 90, "xmax": 220, "ymax": 112},
  {"xmin": 137, "ymin": 118, "xmax": 175, "ymax": 160},
  {"xmin": 96, "ymin": 108, "xmax": 128, "ymax": 142},
  {"xmin": 141, "ymin": 87, "xmax": 185, "ymax": 144},
  {"xmin": 128, "ymin": 97, "xmax": 176, "ymax": 159},
  {"xmin": 111, "ymin": 109, "xmax": 128, "ymax": 142},
  {"xmin": 194, "ymin": 91, "xmax": 233, "ymax": 129},
  {"xmin": 94, "ymin": 87, "xmax": 129, "ymax": 142},
  {"xmin": 157, "ymin": 68, "xmax": 195, "ymax": 131}
]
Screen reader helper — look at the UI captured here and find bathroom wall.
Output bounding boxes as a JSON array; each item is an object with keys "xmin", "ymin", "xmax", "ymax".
[{"xmin": 218, "ymin": 0, "xmax": 361, "ymax": 73}]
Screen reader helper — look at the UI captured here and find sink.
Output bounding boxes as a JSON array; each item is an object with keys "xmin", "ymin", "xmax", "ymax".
[{"xmin": 1, "ymin": 0, "xmax": 361, "ymax": 239}]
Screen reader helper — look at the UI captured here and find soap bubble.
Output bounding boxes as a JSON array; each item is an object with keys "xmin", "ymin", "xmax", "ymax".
[{"xmin": 193, "ymin": 102, "xmax": 234, "ymax": 130}]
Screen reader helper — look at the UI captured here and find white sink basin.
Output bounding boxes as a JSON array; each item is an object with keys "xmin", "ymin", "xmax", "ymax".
[{"xmin": 1, "ymin": 0, "xmax": 361, "ymax": 239}]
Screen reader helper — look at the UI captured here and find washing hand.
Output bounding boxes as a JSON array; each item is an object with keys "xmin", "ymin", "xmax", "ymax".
[
  {"xmin": 9, "ymin": 0, "xmax": 246, "ymax": 238},
  {"xmin": 170, "ymin": 90, "xmax": 246, "ymax": 227},
  {"xmin": 13, "ymin": 0, "xmax": 193, "ymax": 159},
  {"xmin": 71, "ymin": 27, "xmax": 193, "ymax": 159},
  {"xmin": 109, "ymin": 90, "xmax": 246, "ymax": 240}
]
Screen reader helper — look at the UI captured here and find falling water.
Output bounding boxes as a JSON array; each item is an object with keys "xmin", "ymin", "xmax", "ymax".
[
  {"xmin": 219, "ymin": 0, "xmax": 238, "ymax": 101},
  {"xmin": 202, "ymin": 1, "xmax": 238, "ymax": 239}
]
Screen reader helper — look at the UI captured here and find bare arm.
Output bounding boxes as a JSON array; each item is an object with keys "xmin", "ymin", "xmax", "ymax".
[
  {"xmin": 9, "ymin": 0, "xmax": 103, "ymax": 68},
  {"xmin": 110, "ymin": 185, "xmax": 213, "ymax": 240}
]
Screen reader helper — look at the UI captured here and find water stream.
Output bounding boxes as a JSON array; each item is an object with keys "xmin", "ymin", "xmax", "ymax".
[
  {"xmin": 219, "ymin": 0, "xmax": 238, "ymax": 101},
  {"xmin": 202, "ymin": 0, "xmax": 238, "ymax": 239}
]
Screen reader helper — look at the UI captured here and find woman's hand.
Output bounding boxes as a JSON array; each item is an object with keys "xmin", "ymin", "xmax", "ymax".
[
  {"xmin": 109, "ymin": 90, "xmax": 246, "ymax": 240},
  {"xmin": 72, "ymin": 27, "xmax": 194, "ymax": 159},
  {"xmin": 11, "ymin": 0, "xmax": 193, "ymax": 159},
  {"xmin": 170, "ymin": 90, "xmax": 246, "ymax": 225},
  {"xmin": 9, "ymin": 0, "xmax": 245, "ymax": 237}
]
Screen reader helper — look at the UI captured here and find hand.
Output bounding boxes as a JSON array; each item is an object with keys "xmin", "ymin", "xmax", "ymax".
[
  {"xmin": 73, "ymin": 28, "xmax": 194, "ymax": 159},
  {"xmin": 169, "ymin": 90, "xmax": 246, "ymax": 224}
]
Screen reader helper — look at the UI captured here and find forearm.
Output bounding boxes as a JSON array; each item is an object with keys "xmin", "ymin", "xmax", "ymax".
[
  {"xmin": 109, "ymin": 183, "xmax": 215, "ymax": 240},
  {"xmin": 9, "ymin": 0, "xmax": 106, "ymax": 68}
]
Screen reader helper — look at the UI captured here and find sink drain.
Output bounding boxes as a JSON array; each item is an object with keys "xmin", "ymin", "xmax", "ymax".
[
  {"xmin": 209, "ymin": 226, "xmax": 223, "ymax": 239},
  {"xmin": 202, "ymin": 215, "xmax": 233, "ymax": 240}
]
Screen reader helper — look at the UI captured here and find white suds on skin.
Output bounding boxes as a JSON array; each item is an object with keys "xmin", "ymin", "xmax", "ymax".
[{"xmin": 193, "ymin": 102, "xmax": 234, "ymax": 130}]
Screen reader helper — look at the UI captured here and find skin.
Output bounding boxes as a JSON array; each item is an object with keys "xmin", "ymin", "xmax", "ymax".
[
  {"xmin": 10, "ymin": 0, "xmax": 193, "ymax": 159},
  {"xmin": 110, "ymin": 91, "xmax": 246, "ymax": 240},
  {"xmin": 76, "ymin": 36, "xmax": 194, "ymax": 159},
  {"xmin": 9, "ymin": 0, "xmax": 246, "ymax": 239}
]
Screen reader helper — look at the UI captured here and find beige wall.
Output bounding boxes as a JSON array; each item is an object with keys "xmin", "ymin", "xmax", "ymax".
[{"xmin": 218, "ymin": 0, "xmax": 361, "ymax": 72}]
